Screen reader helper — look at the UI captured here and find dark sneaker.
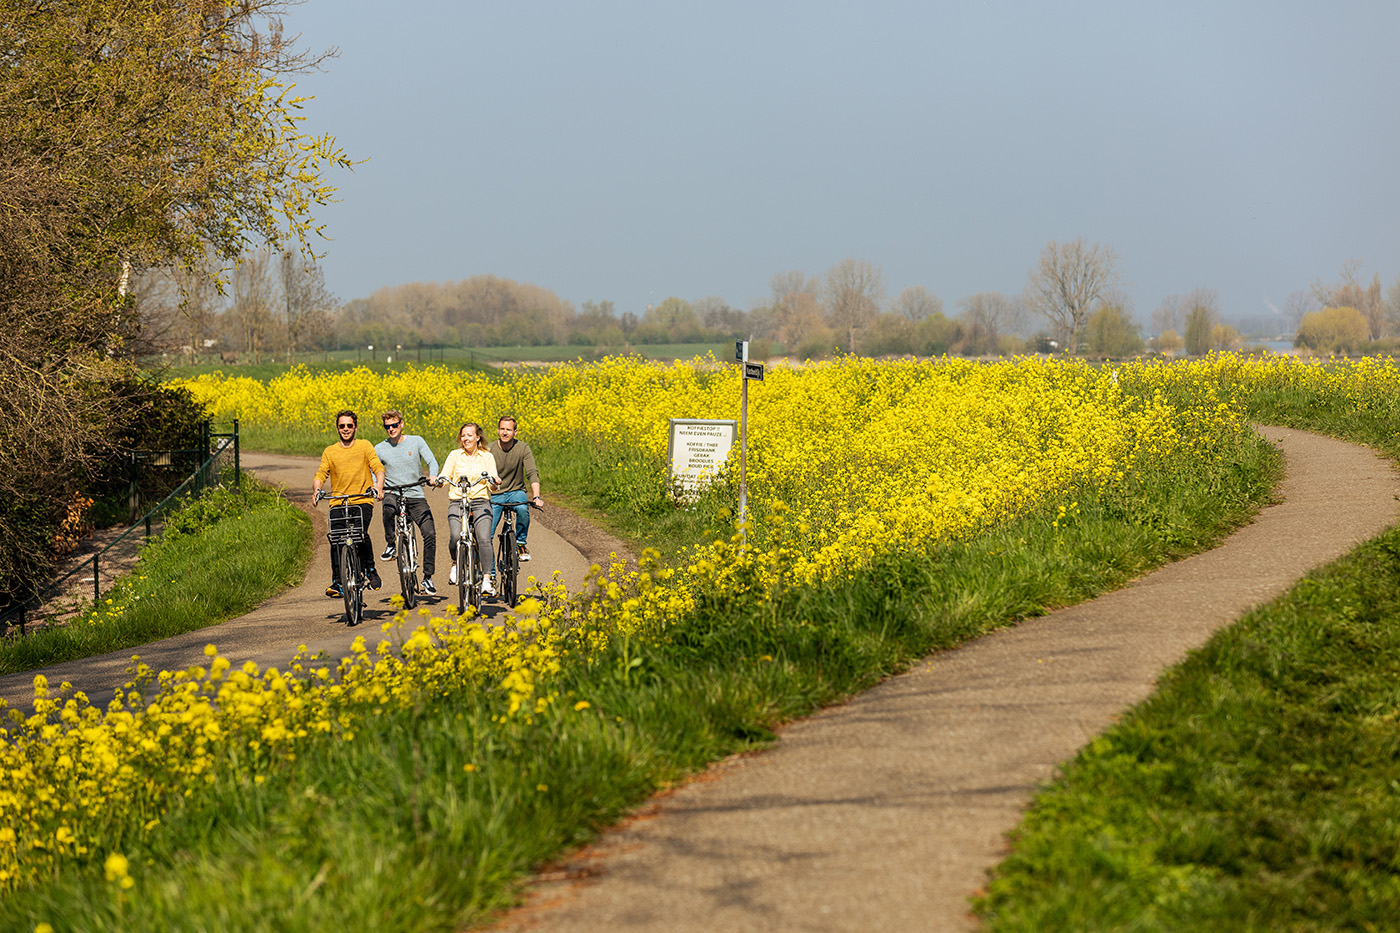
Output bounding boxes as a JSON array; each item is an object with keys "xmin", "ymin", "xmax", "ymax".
[
  {"xmin": 380, "ymin": 545, "xmax": 396, "ymax": 561},
  {"xmin": 367, "ymin": 568, "xmax": 382, "ymax": 590},
  {"xmin": 325, "ymin": 581, "xmax": 342, "ymax": 598},
  {"xmin": 422, "ymin": 578, "xmax": 438, "ymax": 597},
  {"xmin": 518, "ymin": 543, "xmax": 531, "ymax": 562}
]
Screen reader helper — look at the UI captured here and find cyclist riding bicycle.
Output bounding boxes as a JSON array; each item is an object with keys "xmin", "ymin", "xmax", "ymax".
[
  {"xmin": 313, "ymin": 409, "xmax": 385, "ymax": 598},
  {"xmin": 438, "ymin": 421, "xmax": 500, "ymax": 597},
  {"xmin": 489, "ymin": 415, "xmax": 543, "ymax": 563},
  {"xmin": 374, "ymin": 409, "xmax": 440, "ymax": 597}
]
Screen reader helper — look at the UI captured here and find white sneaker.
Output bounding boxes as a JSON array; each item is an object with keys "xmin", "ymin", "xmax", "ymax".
[
  {"xmin": 483, "ymin": 575, "xmax": 497, "ymax": 596},
  {"xmin": 449, "ymin": 564, "xmax": 457, "ymax": 585}
]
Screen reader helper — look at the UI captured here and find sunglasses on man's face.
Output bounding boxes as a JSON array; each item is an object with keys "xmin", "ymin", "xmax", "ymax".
[
  {"xmin": 383, "ymin": 421, "xmax": 402, "ymax": 431},
  {"xmin": 337, "ymin": 423, "xmax": 355, "ymax": 430}
]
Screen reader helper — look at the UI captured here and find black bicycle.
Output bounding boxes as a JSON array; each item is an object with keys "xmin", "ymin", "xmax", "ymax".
[
  {"xmin": 452, "ymin": 474, "xmax": 493, "ymax": 615},
  {"xmin": 494, "ymin": 499, "xmax": 543, "ymax": 608},
  {"xmin": 384, "ymin": 478, "xmax": 430, "ymax": 609},
  {"xmin": 316, "ymin": 486, "xmax": 376, "ymax": 626}
]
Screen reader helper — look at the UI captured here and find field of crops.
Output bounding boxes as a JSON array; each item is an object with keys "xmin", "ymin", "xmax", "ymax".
[{"xmin": 5, "ymin": 352, "xmax": 1388, "ymax": 928}]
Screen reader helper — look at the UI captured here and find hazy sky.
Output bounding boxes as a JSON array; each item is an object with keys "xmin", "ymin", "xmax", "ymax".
[{"xmin": 279, "ymin": 0, "xmax": 1400, "ymax": 329}]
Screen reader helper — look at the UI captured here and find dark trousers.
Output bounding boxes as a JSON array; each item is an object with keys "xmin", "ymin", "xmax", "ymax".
[
  {"xmin": 330, "ymin": 504, "xmax": 375, "ymax": 583},
  {"xmin": 382, "ymin": 494, "xmax": 437, "ymax": 577}
]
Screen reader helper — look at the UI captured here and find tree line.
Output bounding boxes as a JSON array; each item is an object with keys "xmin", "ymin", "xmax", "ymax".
[
  {"xmin": 320, "ymin": 242, "xmax": 1152, "ymax": 360},
  {"xmin": 140, "ymin": 240, "xmax": 1400, "ymax": 366}
]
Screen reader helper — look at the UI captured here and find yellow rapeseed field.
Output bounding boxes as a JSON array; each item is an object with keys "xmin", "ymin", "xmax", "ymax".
[{"xmin": 2, "ymin": 352, "xmax": 1334, "ymax": 894}]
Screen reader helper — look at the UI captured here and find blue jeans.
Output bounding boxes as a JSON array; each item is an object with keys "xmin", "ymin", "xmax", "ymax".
[{"xmin": 490, "ymin": 491, "xmax": 531, "ymax": 547}]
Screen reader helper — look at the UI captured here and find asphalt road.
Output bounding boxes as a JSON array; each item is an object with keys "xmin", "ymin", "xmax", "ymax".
[
  {"xmin": 492, "ymin": 426, "xmax": 1400, "ymax": 933},
  {"xmin": 0, "ymin": 451, "xmax": 592, "ymax": 709}
]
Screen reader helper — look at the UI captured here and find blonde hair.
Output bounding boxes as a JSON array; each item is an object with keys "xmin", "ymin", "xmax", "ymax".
[{"xmin": 457, "ymin": 422, "xmax": 484, "ymax": 450}]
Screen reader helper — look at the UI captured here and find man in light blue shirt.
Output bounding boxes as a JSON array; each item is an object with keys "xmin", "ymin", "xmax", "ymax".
[{"xmin": 374, "ymin": 409, "xmax": 441, "ymax": 596}]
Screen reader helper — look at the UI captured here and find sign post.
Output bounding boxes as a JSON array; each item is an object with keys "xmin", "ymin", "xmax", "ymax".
[
  {"xmin": 735, "ymin": 341, "xmax": 763, "ymax": 546},
  {"xmin": 736, "ymin": 341, "xmax": 747, "ymax": 539}
]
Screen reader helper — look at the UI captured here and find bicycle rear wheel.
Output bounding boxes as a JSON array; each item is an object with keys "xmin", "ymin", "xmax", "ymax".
[
  {"xmin": 499, "ymin": 523, "xmax": 518, "ymax": 608},
  {"xmin": 341, "ymin": 542, "xmax": 363, "ymax": 626},
  {"xmin": 396, "ymin": 526, "xmax": 417, "ymax": 609}
]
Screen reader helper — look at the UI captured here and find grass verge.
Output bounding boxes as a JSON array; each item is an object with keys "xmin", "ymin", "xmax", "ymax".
[
  {"xmin": 0, "ymin": 428, "xmax": 1279, "ymax": 931},
  {"xmin": 0, "ymin": 480, "xmax": 312, "ymax": 676},
  {"xmin": 975, "ymin": 522, "xmax": 1400, "ymax": 930},
  {"xmin": 975, "ymin": 392, "xmax": 1400, "ymax": 929}
]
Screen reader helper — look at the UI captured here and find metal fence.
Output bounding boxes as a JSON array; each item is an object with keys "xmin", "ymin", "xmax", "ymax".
[{"xmin": 0, "ymin": 420, "xmax": 240, "ymax": 637}]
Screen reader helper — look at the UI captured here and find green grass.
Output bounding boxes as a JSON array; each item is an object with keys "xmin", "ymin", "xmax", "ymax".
[
  {"xmin": 0, "ymin": 421, "xmax": 1279, "ymax": 931},
  {"xmin": 149, "ymin": 355, "xmax": 493, "ymax": 384},
  {"xmin": 0, "ymin": 480, "xmax": 312, "ymax": 676},
  {"xmin": 976, "ymin": 524, "xmax": 1400, "ymax": 931},
  {"xmin": 973, "ymin": 388, "xmax": 1400, "ymax": 930},
  {"xmin": 457, "ymin": 342, "xmax": 731, "ymax": 363},
  {"xmin": 146, "ymin": 343, "xmax": 731, "ymax": 383}
]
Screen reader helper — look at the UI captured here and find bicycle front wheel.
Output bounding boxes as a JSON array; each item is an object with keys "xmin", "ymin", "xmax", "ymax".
[
  {"xmin": 396, "ymin": 527, "xmax": 417, "ymax": 609},
  {"xmin": 457, "ymin": 542, "xmax": 469, "ymax": 615},
  {"xmin": 468, "ymin": 541, "xmax": 483, "ymax": 614},
  {"xmin": 342, "ymin": 542, "xmax": 363, "ymax": 626}
]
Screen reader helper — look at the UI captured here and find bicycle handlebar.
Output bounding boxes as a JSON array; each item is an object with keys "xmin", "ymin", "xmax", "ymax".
[
  {"xmin": 315, "ymin": 485, "xmax": 377, "ymax": 504},
  {"xmin": 384, "ymin": 477, "xmax": 430, "ymax": 493},
  {"xmin": 452, "ymin": 471, "xmax": 497, "ymax": 491}
]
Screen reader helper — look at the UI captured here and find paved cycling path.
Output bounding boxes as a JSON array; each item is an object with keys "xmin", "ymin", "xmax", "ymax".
[
  {"xmin": 493, "ymin": 426, "xmax": 1400, "ymax": 933},
  {"xmin": 0, "ymin": 451, "xmax": 594, "ymax": 709}
]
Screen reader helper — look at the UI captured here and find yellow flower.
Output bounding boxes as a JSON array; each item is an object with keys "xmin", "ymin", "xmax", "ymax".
[{"xmin": 103, "ymin": 852, "xmax": 130, "ymax": 883}]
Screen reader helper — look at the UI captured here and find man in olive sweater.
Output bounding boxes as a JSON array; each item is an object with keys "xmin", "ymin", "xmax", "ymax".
[
  {"xmin": 313, "ymin": 409, "xmax": 384, "ymax": 597},
  {"xmin": 489, "ymin": 416, "xmax": 543, "ymax": 561}
]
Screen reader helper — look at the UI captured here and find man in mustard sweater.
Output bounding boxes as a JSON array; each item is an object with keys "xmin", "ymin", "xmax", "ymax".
[{"xmin": 313, "ymin": 409, "xmax": 385, "ymax": 597}]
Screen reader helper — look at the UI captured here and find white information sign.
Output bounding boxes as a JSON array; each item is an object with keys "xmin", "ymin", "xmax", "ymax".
[{"xmin": 667, "ymin": 418, "xmax": 738, "ymax": 495}]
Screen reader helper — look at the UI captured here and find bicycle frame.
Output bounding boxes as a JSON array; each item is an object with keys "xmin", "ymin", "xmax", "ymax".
[
  {"xmin": 318, "ymin": 486, "xmax": 374, "ymax": 626},
  {"xmin": 385, "ymin": 479, "xmax": 427, "ymax": 609},
  {"xmin": 455, "ymin": 500, "xmax": 486, "ymax": 615}
]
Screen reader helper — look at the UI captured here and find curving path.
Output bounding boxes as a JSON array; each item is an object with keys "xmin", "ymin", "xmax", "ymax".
[
  {"xmin": 492, "ymin": 427, "xmax": 1400, "ymax": 933},
  {"xmin": 0, "ymin": 451, "xmax": 594, "ymax": 710}
]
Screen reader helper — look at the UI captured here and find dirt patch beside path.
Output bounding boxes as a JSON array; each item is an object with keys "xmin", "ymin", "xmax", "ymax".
[{"xmin": 534, "ymin": 499, "xmax": 637, "ymax": 572}]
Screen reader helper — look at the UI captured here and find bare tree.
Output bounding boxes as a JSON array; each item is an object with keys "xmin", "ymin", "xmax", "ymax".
[
  {"xmin": 768, "ymin": 270, "xmax": 825, "ymax": 348},
  {"xmin": 1281, "ymin": 290, "xmax": 1317, "ymax": 332},
  {"xmin": 958, "ymin": 291, "xmax": 1018, "ymax": 353},
  {"xmin": 280, "ymin": 250, "xmax": 337, "ymax": 360},
  {"xmin": 1025, "ymin": 238, "xmax": 1119, "ymax": 352},
  {"xmin": 1151, "ymin": 295, "xmax": 1184, "ymax": 336},
  {"xmin": 226, "ymin": 247, "xmax": 278, "ymax": 363},
  {"xmin": 1313, "ymin": 260, "xmax": 1385, "ymax": 338},
  {"xmin": 823, "ymin": 258, "xmax": 885, "ymax": 354},
  {"xmin": 891, "ymin": 285, "xmax": 943, "ymax": 322}
]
